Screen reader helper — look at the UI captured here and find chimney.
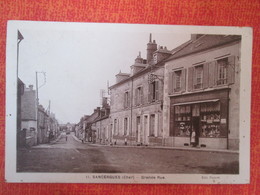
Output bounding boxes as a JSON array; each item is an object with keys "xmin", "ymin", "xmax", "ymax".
[
  {"xmin": 147, "ymin": 34, "xmax": 157, "ymax": 64},
  {"xmin": 29, "ymin": 85, "xmax": 33, "ymax": 90},
  {"xmin": 191, "ymin": 34, "xmax": 203, "ymax": 41}
]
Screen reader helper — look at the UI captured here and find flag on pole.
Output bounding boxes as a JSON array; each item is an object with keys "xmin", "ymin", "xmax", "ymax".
[{"xmin": 17, "ymin": 30, "xmax": 24, "ymax": 42}]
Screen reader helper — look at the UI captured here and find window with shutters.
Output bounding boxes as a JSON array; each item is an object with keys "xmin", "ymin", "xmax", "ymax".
[
  {"xmin": 135, "ymin": 86, "xmax": 143, "ymax": 106},
  {"xmin": 169, "ymin": 69, "xmax": 186, "ymax": 94},
  {"xmin": 149, "ymin": 81, "xmax": 159, "ymax": 102},
  {"xmin": 216, "ymin": 58, "xmax": 228, "ymax": 85},
  {"xmin": 124, "ymin": 91, "xmax": 130, "ymax": 108},
  {"xmin": 194, "ymin": 65, "xmax": 203, "ymax": 89}
]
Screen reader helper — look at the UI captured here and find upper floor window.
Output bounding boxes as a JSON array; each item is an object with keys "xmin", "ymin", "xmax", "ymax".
[
  {"xmin": 135, "ymin": 86, "xmax": 143, "ymax": 106},
  {"xmin": 194, "ymin": 65, "xmax": 203, "ymax": 89},
  {"xmin": 124, "ymin": 91, "xmax": 130, "ymax": 108},
  {"xmin": 216, "ymin": 58, "xmax": 228, "ymax": 85},
  {"xmin": 148, "ymin": 81, "xmax": 159, "ymax": 102},
  {"xmin": 169, "ymin": 69, "xmax": 186, "ymax": 94}
]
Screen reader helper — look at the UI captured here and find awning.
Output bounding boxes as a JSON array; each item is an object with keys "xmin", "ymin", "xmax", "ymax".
[{"xmin": 173, "ymin": 99, "xmax": 219, "ymax": 106}]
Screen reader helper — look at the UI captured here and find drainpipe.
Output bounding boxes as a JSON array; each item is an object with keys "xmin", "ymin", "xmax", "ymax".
[{"xmin": 227, "ymin": 89, "xmax": 230, "ymax": 150}]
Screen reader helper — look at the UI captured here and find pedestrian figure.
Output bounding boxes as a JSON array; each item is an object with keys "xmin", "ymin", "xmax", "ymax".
[
  {"xmin": 124, "ymin": 138, "xmax": 127, "ymax": 145},
  {"xmin": 191, "ymin": 129, "xmax": 196, "ymax": 147},
  {"xmin": 66, "ymin": 135, "xmax": 68, "ymax": 141}
]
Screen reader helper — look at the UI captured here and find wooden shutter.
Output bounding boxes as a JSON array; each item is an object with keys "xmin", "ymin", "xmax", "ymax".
[
  {"xmin": 203, "ymin": 63, "xmax": 209, "ymax": 89},
  {"xmin": 208, "ymin": 61, "xmax": 216, "ymax": 87},
  {"xmin": 159, "ymin": 80, "xmax": 163, "ymax": 100},
  {"xmin": 168, "ymin": 72, "xmax": 173, "ymax": 95},
  {"xmin": 227, "ymin": 56, "xmax": 235, "ymax": 84},
  {"xmin": 172, "ymin": 72, "xmax": 176, "ymax": 93},
  {"xmin": 134, "ymin": 88, "xmax": 137, "ymax": 106},
  {"xmin": 155, "ymin": 81, "xmax": 159, "ymax": 100},
  {"xmin": 148, "ymin": 83, "xmax": 151, "ymax": 103},
  {"xmin": 181, "ymin": 69, "xmax": 186, "ymax": 92},
  {"xmin": 188, "ymin": 67, "xmax": 193, "ymax": 92},
  {"xmin": 140, "ymin": 87, "xmax": 143, "ymax": 105}
]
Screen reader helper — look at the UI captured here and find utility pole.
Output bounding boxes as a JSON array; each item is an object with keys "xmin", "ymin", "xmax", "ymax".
[{"xmin": 35, "ymin": 71, "xmax": 46, "ymax": 144}]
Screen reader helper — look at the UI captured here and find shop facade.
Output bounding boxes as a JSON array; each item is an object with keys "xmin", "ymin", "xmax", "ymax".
[
  {"xmin": 163, "ymin": 35, "xmax": 241, "ymax": 150},
  {"xmin": 169, "ymin": 88, "xmax": 230, "ymax": 149}
]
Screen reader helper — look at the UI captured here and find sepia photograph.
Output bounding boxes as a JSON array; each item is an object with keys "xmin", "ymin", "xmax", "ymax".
[{"xmin": 5, "ymin": 21, "xmax": 252, "ymax": 183}]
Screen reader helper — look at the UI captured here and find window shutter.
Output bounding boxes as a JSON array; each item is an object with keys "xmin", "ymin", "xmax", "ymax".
[
  {"xmin": 208, "ymin": 61, "xmax": 216, "ymax": 87},
  {"xmin": 140, "ymin": 87, "xmax": 143, "ymax": 105},
  {"xmin": 148, "ymin": 83, "xmax": 151, "ymax": 103},
  {"xmin": 159, "ymin": 80, "xmax": 163, "ymax": 100},
  {"xmin": 188, "ymin": 67, "xmax": 193, "ymax": 92},
  {"xmin": 227, "ymin": 56, "xmax": 235, "ymax": 84},
  {"xmin": 155, "ymin": 81, "xmax": 159, "ymax": 100},
  {"xmin": 168, "ymin": 72, "xmax": 173, "ymax": 95},
  {"xmin": 134, "ymin": 88, "xmax": 137, "ymax": 106},
  {"xmin": 181, "ymin": 69, "xmax": 186, "ymax": 92},
  {"xmin": 203, "ymin": 63, "xmax": 209, "ymax": 89},
  {"xmin": 172, "ymin": 72, "xmax": 176, "ymax": 93}
]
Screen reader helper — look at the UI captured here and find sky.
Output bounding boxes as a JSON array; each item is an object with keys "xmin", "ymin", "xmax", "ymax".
[{"xmin": 16, "ymin": 22, "xmax": 191, "ymax": 124}]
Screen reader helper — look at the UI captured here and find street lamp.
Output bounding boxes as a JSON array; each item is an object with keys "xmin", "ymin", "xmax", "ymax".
[{"xmin": 17, "ymin": 30, "xmax": 24, "ymax": 79}]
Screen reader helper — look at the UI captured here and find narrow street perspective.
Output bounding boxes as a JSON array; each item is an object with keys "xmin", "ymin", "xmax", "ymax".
[
  {"xmin": 14, "ymin": 26, "xmax": 242, "ymax": 177},
  {"xmin": 17, "ymin": 132, "xmax": 238, "ymax": 174}
]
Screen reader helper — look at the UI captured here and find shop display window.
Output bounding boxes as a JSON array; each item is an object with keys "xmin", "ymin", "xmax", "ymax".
[
  {"xmin": 173, "ymin": 101, "xmax": 226, "ymax": 138},
  {"xmin": 200, "ymin": 102, "xmax": 222, "ymax": 138},
  {"xmin": 175, "ymin": 105, "xmax": 191, "ymax": 137}
]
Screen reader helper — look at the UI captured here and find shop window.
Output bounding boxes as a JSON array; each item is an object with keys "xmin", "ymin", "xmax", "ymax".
[
  {"xmin": 200, "ymin": 102, "xmax": 221, "ymax": 137},
  {"xmin": 174, "ymin": 105, "xmax": 191, "ymax": 137}
]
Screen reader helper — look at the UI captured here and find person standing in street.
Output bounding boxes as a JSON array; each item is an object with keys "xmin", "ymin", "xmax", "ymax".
[{"xmin": 191, "ymin": 129, "xmax": 196, "ymax": 147}]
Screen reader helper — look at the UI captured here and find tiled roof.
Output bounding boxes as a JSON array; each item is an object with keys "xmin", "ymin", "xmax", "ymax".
[{"xmin": 167, "ymin": 35, "xmax": 241, "ymax": 61}]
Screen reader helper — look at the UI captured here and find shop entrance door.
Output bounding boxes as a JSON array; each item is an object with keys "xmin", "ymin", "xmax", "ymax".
[{"xmin": 192, "ymin": 117, "xmax": 200, "ymax": 146}]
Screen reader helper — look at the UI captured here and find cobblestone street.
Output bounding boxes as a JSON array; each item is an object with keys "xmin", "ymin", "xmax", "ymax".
[{"xmin": 17, "ymin": 134, "xmax": 239, "ymax": 174}]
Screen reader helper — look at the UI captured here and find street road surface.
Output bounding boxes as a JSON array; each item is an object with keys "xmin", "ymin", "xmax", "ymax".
[{"xmin": 17, "ymin": 134, "xmax": 239, "ymax": 174}]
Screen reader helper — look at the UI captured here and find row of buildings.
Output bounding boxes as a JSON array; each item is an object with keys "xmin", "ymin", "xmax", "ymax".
[
  {"xmin": 17, "ymin": 83, "xmax": 60, "ymax": 147},
  {"xmin": 76, "ymin": 33, "xmax": 241, "ymax": 150}
]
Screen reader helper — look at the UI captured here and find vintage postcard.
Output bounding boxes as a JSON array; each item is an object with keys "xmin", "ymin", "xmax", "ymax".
[{"xmin": 5, "ymin": 21, "xmax": 252, "ymax": 183}]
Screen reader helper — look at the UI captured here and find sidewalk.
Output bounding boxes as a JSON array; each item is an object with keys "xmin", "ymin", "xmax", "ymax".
[{"xmin": 71, "ymin": 134, "xmax": 238, "ymax": 154}]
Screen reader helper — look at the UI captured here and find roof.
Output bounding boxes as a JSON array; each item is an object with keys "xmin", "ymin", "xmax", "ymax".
[
  {"xmin": 167, "ymin": 35, "xmax": 241, "ymax": 61},
  {"xmin": 131, "ymin": 62, "xmax": 147, "ymax": 68},
  {"xmin": 109, "ymin": 40, "xmax": 192, "ymax": 89}
]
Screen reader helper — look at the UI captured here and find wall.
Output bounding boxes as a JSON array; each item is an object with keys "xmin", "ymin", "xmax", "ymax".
[{"xmin": 110, "ymin": 66, "xmax": 165, "ymax": 145}]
